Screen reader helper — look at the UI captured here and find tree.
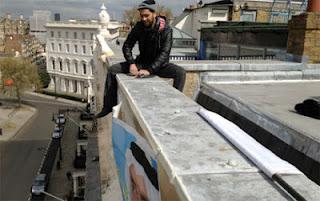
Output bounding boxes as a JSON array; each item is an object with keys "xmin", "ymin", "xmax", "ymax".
[
  {"xmin": 38, "ymin": 69, "xmax": 51, "ymax": 88},
  {"xmin": 0, "ymin": 57, "xmax": 40, "ymax": 107},
  {"xmin": 123, "ymin": 7, "xmax": 140, "ymax": 28},
  {"xmin": 123, "ymin": 5, "xmax": 174, "ymax": 27}
]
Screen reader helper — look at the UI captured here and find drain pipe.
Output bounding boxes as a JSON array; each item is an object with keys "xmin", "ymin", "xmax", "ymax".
[{"xmin": 307, "ymin": 0, "xmax": 320, "ymax": 12}]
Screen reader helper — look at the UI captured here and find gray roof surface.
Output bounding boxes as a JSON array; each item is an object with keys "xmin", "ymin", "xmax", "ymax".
[
  {"xmin": 207, "ymin": 81, "xmax": 320, "ymax": 144},
  {"xmin": 172, "ymin": 27, "xmax": 195, "ymax": 39}
]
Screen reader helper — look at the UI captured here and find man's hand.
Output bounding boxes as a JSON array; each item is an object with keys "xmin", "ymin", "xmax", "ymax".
[
  {"xmin": 129, "ymin": 64, "xmax": 139, "ymax": 76},
  {"xmin": 137, "ymin": 69, "xmax": 150, "ymax": 77}
]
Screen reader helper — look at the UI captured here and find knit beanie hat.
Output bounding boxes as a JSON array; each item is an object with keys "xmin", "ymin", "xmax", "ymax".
[{"xmin": 138, "ymin": 0, "xmax": 156, "ymax": 12}]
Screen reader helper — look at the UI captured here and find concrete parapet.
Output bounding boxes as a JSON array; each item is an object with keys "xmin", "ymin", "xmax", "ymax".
[
  {"xmin": 201, "ymin": 71, "xmax": 308, "ymax": 82},
  {"xmin": 174, "ymin": 60, "xmax": 241, "ymax": 71},
  {"xmin": 113, "ymin": 74, "xmax": 319, "ymax": 201},
  {"xmin": 238, "ymin": 60, "xmax": 304, "ymax": 71},
  {"xmin": 303, "ymin": 68, "xmax": 320, "ymax": 79},
  {"xmin": 176, "ymin": 60, "xmax": 309, "ymax": 98},
  {"xmin": 175, "ymin": 60, "xmax": 305, "ymax": 72}
]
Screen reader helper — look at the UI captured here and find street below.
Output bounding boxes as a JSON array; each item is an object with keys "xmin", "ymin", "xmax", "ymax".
[{"xmin": 0, "ymin": 94, "xmax": 78, "ymax": 201}]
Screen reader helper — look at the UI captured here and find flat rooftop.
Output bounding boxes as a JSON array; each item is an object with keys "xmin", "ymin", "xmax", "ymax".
[{"xmin": 207, "ymin": 81, "xmax": 320, "ymax": 144}]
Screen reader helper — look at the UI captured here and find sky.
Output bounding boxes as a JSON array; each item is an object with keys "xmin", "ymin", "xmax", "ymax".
[{"xmin": 0, "ymin": 0, "xmax": 214, "ymax": 21}]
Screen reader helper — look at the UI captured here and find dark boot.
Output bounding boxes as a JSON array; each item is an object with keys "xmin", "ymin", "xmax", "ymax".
[{"xmin": 95, "ymin": 107, "xmax": 112, "ymax": 118}]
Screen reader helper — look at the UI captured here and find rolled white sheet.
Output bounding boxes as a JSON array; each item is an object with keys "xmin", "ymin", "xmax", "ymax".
[{"xmin": 198, "ymin": 108, "xmax": 302, "ymax": 178}]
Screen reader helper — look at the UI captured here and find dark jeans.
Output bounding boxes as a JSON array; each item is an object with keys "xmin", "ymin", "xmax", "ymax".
[{"xmin": 101, "ymin": 62, "xmax": 186, "ymax": 113}]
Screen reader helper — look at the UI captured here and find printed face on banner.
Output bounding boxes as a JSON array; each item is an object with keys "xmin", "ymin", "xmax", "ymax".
[{"xmin": 112, "ymin": 118, "xmax": 160, "ymax": 201}]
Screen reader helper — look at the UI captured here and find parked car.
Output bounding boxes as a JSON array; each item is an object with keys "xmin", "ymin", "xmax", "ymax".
[
  {"xmin": 55, "ymin": 113, "xmax": 66, "ymax": 125},
  {"xmin": 52, "ymin": 126, "xmax": 62, "ymax": 139},
  {"xmin": 31, "ymin": 173, "xmax": 47, "ymax": 195}
]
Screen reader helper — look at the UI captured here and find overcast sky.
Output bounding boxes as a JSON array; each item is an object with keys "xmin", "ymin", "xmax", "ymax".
[{"xmin": 0, "ymin": 0, "xmax": 214, "ymax": 21}]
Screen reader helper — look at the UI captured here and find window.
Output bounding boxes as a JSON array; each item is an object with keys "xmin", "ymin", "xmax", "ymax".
[
  {"xmin": 82, "ymin": 45, "xmax": 86, "ymax": 54},
  {"xmin": 58, "ymin": 43, "xmax": 62, "ymax": 52},
  {"xmin": 58, "ymin": 31, "xmax": 61, "ymax": 38},
  {"xmin": 83, "ymin": 63, "xmax": 87, "ymax": 74},
  {"xmin": 240, "ymin": 10, "xmax": 257, "ymax": 22},
  {"xmin": 51, "ymin": 43, "xmax": 55, "ymax": 51},
  {"xmin": 74, "ymin": 32, "xmax": 77, "ymax": 39},
  {"xmin": 52, "ymin": 60, "xmax": 55, "ymax": 69},
  {"xmin": 51, "ymin": 31, "xmax": 54, "ymax": 37},
  {"xmin": 82, "ymin": 32, "xmax": 86, "ymax": 40},
  {"xmin": 210, "ymin": 9, "xmax": 228, "ymax": 18},
  {"xmin": 65, "ymin": 31, "xmax": 69, "ymax": 38},
  {"xmin": 90, "ymin": 33, "xmax": 94, "ymax": 40},
  {"xmin": 74, "ymin": 45, "xmax": 78, "ymax": 53},
  {"xmin": 59, "ymin": 60, "xmax": 63, "ymax": 71},
  {"xmin": 74, "ymin": 62, "xmax": 78, "ymax": 73},
  {"xmin": 66, "ymin": 44, "xmax": 70, "ymax": 53}
]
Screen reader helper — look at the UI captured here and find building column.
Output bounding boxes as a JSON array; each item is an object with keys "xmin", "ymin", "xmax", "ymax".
[
  {"xmin": 69, "ymin": 79, "xmax": 74, "ymax": 93},
  {"xmin": 287, "ymin": 12, "xmax": 320, "ymax": 63},
  {"xmin": 48, "ymin": 76, "xmax": 55, "ymax": 90},
  {"xmin": 61, "ymin": 78, "xmax": 66, "ymax": 92},
  {"xmin": 88, "ymin": 81, "xmax": 94, "ymax": 101},
  {"xmin": 56, "ymin": 77, "xmax": 61, "ymax": 92},
  {"xmin": 65, "ymin": 79, "xmax": 69, "ymax": 93},
  {"xmin": 73, "ymin": 176, "xmax": 78, "ymax": 196},
  {"xmin": 89, "ymin": 62, "xmax": 94, "ymax": 76},
  {"xmin": 77, "ymin": 81, "xmax": 82, "ymax": 95}
]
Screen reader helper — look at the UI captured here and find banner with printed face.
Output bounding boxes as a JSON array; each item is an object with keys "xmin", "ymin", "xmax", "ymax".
[{"xmin": 112, "ymin": 118, "xmax": 160, "ymax": 201}]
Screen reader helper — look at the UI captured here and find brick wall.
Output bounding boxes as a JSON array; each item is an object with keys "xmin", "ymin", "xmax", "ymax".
[
  {"xmin": 232, "ymin": 1, "xmax": 304, "ymax": 23},
  {"xmin": 287, "ymin": 13, "xmax": 320, "ymax": 63}
]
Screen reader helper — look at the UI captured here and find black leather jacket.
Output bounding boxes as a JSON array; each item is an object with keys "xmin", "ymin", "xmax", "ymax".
[{"xmin": 122, "ymin": 16, "xmax": 172, "ymax": 74}]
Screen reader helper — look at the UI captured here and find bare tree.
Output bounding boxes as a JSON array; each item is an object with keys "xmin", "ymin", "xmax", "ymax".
[
  {"xmin": 0, "ymin": 57, "xmax": 40, "ymax": 107},
  {"xmin": 156, "ymin": 5, "xmax": 173, "ymax": 20},
  {"xmin": 123, "ymin": 7, "xmax": 140, "ymax": 28}
]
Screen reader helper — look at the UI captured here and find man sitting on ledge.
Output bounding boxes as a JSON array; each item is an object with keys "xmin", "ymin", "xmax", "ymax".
[{"xmin": 96, "ymin": 0, "xmax": 186, "ymax": 118}]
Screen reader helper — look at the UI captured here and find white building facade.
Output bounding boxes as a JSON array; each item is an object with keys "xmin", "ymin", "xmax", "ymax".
[
  {"xmin": 45, "ymin": 4, "xmax": 120, "ymax": 103},
  {"xmin": 46, "ymin": 21, "xmax": 99, "ymax": 102}
]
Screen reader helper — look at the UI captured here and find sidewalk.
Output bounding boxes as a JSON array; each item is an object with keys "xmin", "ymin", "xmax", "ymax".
[
  {"xmin": 45, "ymin": 112, "xmax": 80, "ymax": 201},
  {"xmin": 24, "ymin": 91, "xmax": 86, "ymax": 108},
  {"xmin": 0, "ymin": 103, "xmax": 37, "ymax": 141}
]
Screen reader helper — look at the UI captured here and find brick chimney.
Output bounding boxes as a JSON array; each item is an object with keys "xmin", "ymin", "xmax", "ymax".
[{"xmin": 287, "ymin": 0, "xmax": 320, "ymax": 63}]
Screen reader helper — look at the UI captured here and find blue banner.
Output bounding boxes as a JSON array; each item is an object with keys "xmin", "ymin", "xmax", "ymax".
[{"xmin": 112, "ymin": 118, "xmax": 160, "ymax": 201}]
